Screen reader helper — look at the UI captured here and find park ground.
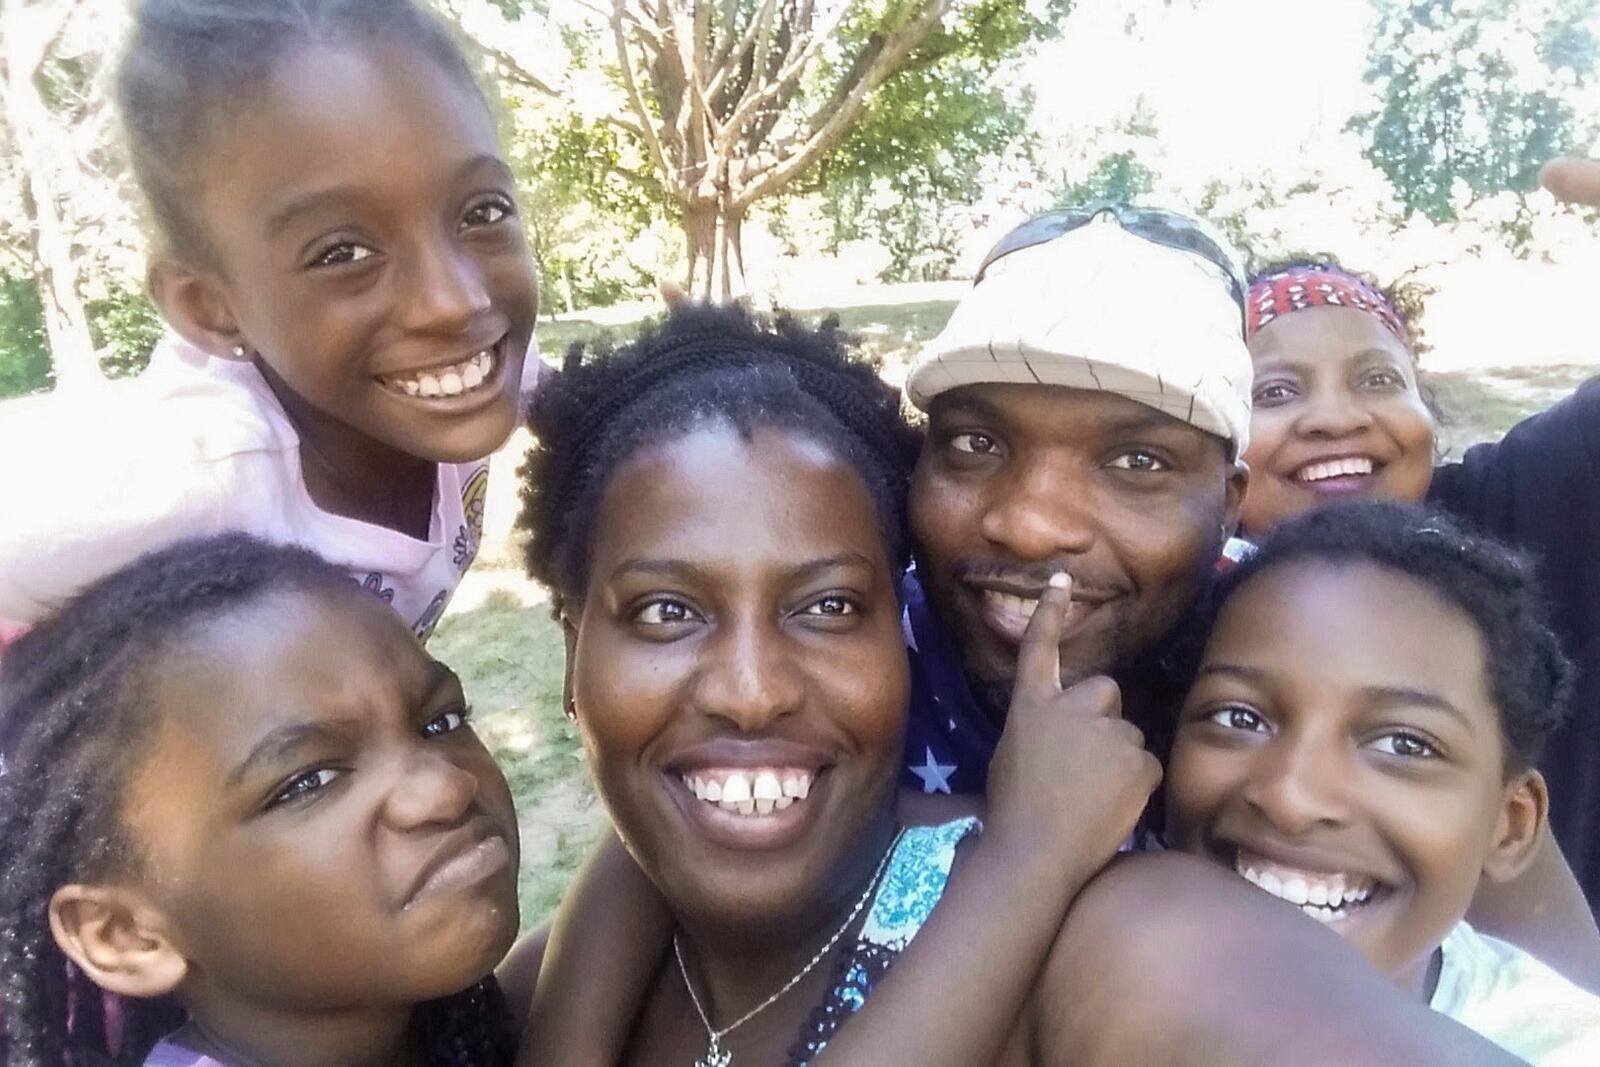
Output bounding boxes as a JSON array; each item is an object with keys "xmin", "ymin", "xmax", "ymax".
[{"xmin": 428, "ymin": 282, "xmax": 1600, "ymax": 930}]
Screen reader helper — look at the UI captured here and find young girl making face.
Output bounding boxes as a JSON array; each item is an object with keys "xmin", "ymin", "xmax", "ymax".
[
  {"xmin": 0, "ymin": 534, "xmax": 521, "ymax": 1066},
  {"xmin": 1166, "ymin": 502, "xmax": 1600, "ymax": 1063},
  {"xmin": 0, "ymin": 0, "xmax": 537, "ymax": 639}
]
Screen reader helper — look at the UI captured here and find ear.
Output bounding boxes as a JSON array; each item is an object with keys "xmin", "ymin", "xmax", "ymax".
[
  {"xmin": 147, "ymin": 256, "xmax": 251, "ymax": 362},
  {"xmin": 1482, "ymin": 770, "xmax": 1548, "ymax": 884},
  {"xmin": 559, "ymin": 601, "xmax": 580, "ymax": 720},
  {"xmin": 49, "ymin": 884, "xmax": 188, "ymax": 999},
  {"xmin": 1222, "ymin": 457, "xmax": 1250, "ymax": 539}
]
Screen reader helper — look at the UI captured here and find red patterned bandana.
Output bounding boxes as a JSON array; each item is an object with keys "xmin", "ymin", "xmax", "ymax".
[{"xmin": 1246, "ymin": 265, "xmax": 1406, "ymax": 343}]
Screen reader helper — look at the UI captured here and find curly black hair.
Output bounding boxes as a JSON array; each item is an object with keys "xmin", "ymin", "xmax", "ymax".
[
  {"xmin": 1186, "ymin": 502, "xmax": 1572, "ymax": 773},
  {"xmin": 0, "ymin": 534, "xmax": 513, "ymax": 1067},
  {"xmin": 116, "ymin": 0, "xmax": 490, "ymax": 265},
  {"xmin": 1247, "ymin": 254, "xmax": 1434, "ymax": 358},
  {"xmin": 518, "ymin": 303, "xmax": 923, "ymax": 606}
]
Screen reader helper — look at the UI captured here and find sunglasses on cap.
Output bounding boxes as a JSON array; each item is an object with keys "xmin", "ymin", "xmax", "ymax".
[{"xmin": 975, "ymin": 203, "xmax": 1248, "ymax": 311}]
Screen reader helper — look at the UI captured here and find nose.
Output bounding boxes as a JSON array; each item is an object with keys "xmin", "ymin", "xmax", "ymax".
[
  {"xmin": 382, "ymin": 746, "xmax": 480, "ymax": 831},
  {"xmin": 1294, "ymin": 383, "xmax": 1373, "ymax": 440},
  {"xmin": 978, "ymin": 461, "xmax": 1095, "ymax": 560},
  {"xmin": 690, "ymin": 614, "xmax": 805, "ymax": 732},
  {"xmin": 402, "ymin": 235, "xmax": 492, "ymax": 334},
  {"xmin": 1241, "ymin": 733, "xmax": 1350, "ymax": 837}
]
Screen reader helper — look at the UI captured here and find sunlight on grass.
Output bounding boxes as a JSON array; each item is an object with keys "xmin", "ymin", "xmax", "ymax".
[{"xmin": 430, "ymin": 589, "xmax": 606, "ymax": 927}]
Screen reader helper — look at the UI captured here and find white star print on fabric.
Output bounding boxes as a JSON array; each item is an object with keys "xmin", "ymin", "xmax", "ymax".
[{"xmin": 910, "ymin": 746, "xmax": 957, "ymax": 794}]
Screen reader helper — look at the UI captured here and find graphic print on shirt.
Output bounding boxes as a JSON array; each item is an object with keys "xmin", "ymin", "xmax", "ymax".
[
  {"xmin": 357, "ymin": 572, "xmax": 396, "ymax": 604},
  {"xmin": 413, "ymin": 589, "xmax": 450, "ymax": 642},
  {"xmin": 455, "ymin": 464, "xmax": 490, "ymax": 570}
]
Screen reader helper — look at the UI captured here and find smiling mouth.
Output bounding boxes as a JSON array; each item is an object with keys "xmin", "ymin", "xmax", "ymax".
[
  {"xmin": 378, "ymin": 342, "xmax": 501, "ymax": 399},
  {"xmin": 681, "ymin": 768, "xmax": 814, "ymax": 817},
  {"xmin": 969, "ymin": 585, "xmax": 1104, "ymax": 644},
  {"xmin": 1291, "ymin": 455, "xmax": 1380, "ymax": 486},
  {"xmin": 1233, "ymin": 850, "xmax": 1384, "ymax": 924}
]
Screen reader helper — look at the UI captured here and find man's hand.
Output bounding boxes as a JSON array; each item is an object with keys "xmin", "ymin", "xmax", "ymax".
[
  {"xmin": 983, "ymin": 573, "xmax": 1163, "ymax": 877},
  {"xmin": 1541, "ymin": 157, "xmax": 1600, "ymax": 208}
]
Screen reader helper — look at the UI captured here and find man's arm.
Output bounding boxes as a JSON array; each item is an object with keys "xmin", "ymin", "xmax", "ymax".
[{"xmin": 509, "ymin": 830, "xmax": 673, "ymax": 1066}]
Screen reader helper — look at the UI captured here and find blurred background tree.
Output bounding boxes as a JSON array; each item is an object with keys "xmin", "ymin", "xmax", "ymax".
[
  {"xmin": 1, "ymin": 0, "xmax": 1597, "ymax": 397},
  {"xmin": 1353, "ymin": 0, "xmax": 1598, "ymax": 241}
]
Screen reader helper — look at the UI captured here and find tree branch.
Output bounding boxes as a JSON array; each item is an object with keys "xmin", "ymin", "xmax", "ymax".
[
  {"xmin": 735, "ymin": 0, "xmax": 950, "ymax": 208},
  {"xmin": 611, "ymin": 0, "xmax": 677, "ymax": 192}
]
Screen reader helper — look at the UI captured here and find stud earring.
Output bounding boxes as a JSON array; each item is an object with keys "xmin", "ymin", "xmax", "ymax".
[
  {"xmin": 230, "ymin": 344, "xmax": 247, "ymax": 358},
  {"xmin": 564, "ymin": 698, "xmax": 578, "ymax": 723}
]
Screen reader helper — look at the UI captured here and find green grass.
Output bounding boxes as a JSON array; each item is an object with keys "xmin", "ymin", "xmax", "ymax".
[{"xmin": 429, "ymin": 589, "xmax": 600, "ymax": 927}]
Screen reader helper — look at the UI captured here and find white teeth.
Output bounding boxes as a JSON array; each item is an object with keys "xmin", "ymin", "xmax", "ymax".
[
  {"xmin": 1234, "ymin": 855, "xmax": 1376, "ymax": 922},
  {"xmin": 984, "ymin": 591, "xmax": 1040, "ymax": 623},
  {"xmin": 383, "ymin": 347, "xmax": 497, "ymax": 397},
  {"xmin": 1296, "ymin": 456, "xmax": 1376, "ymax": 483},
  {"xmin": 720, "ymin": 773, "xmax": 752, "ymax": 804},
  {"xmin": 682, "ymin": 769, "xmax": 814, "ymax": 817}
]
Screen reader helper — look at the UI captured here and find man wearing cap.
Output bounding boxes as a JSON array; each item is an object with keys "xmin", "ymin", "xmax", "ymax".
[
  {"xmin": 901, "ymin": 205, "xmax": 1251, "ymax": 797},
  {"xmin": 894, "ymin": 203, "xmax": 1600, "ymax": 990}
]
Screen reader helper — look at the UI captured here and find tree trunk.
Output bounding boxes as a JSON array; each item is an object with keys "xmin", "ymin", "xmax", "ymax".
[
  {"xmin": 3, "ymin": 4, "xmax": 102, "ymax": 392},
  {"xmin": 683, "ymin": 203, "xmax": 718, "ymax": 302}
]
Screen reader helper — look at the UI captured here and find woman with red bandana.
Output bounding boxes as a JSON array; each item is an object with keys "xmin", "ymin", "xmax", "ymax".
[{"xmin": 1238, "ymin": 157, "xmax": 1600, "ymax": 914}]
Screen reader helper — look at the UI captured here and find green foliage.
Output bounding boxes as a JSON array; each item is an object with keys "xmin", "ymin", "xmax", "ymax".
[
  {"xmin": 511, "ymin": 110, "xmax": 662, "ymax": 312},
  {"xmin": 89, "ymin": 285, "xmax": 164, "ymax": 379},
  {"xmin": 1352, "ymin": 0, "xmax": 1598, "ymax": 225},
  {"xmin": 0, "ymin": 274, "xmax": 53, "ymax": 399},
  {"xmin": 1056, "ymin": 150, "xmax": 1157, "ymax": 207},
  {"xmin": 816, "ymin": 0, "xmax": 1068, "ymax": 280}
]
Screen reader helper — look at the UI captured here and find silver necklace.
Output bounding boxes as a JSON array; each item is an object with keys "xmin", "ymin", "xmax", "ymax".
[{"xmin": 673, "ymin": 826, "xmax": 905, "ymax": 1067}]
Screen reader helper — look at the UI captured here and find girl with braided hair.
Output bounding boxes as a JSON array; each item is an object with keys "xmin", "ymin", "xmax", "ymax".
[{"xmin": 0, "ymin": 534, "xmax": 519, "ymax": 1066}]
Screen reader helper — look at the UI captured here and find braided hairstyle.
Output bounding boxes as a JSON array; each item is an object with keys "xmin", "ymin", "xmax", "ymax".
[
  {"xmin": 116, "ymin": 0, "xmax": 490, "ymax": 266},
  {"xmin": 0, "ymin": 534, "xmax": 514, "ymax": 1067},
  {"xmin": 1185, "ymin": 502, "xmax": 1572, "ymax": 773},
  {"xmin": 519, "ymin": 303, "xmax": 923, "ymax": 606}
]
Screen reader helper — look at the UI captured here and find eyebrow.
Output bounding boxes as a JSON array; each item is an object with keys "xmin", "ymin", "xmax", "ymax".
[
  {"xmin": 228, "ymin": 718, "xmax": 363, "ymax": 787},
  {"xmin": 265, "ymin": 153, "xmax": 515, "ymax": 236},
  {"xmin": 227, "ymin": 661, "xmax": 460, "ymax": 786},
  {"xmin": 1256, "ymin": 348, "xmax": 1408, "ymax": 376},
  {"xmin": 609, "ymin": 552, "xmax": 877, "ymax": 584},
  {"xmin": 1194, "ymin": 662, "xmax": 1267, "ymax": 683},
  {"xmin": 936, "ymin": 394, "xmax": 1193, "ymax": 437},
  {"xmin": 1195, "ymin": 665, "xmax": 1475, "ymax": 731},
  {"xmin": 1361, "ymin": 685, "xmax": 1475, "ymax": 732}
]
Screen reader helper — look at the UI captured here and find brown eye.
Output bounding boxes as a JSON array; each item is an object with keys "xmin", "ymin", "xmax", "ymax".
[
  {"xmin": 949, "ymin": 432, "xmax": 999, "ymax": 455},
  {"xmin": 802, "ymin": 595, "xmax": 857, "ymax": 617},
  {"xmin": 1107, "ymin": 450, "xmax": 1168, "ymax": 472},
  {"xmin": 1209, "ymin": 706, "xmax": 1269, "ymax": 733},
  {"xmin": 634, "ymin": 598, "xmax": 699, "ymax": 625},
  {"xmin": 1370, "ymin": 732, "xmax": 1437, "ymax": 759}
]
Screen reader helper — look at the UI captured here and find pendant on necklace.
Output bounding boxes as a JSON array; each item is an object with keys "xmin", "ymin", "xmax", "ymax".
[{"xmin": 695, "ymin": 1035, "xmax": 732, "ymax": 1067}]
